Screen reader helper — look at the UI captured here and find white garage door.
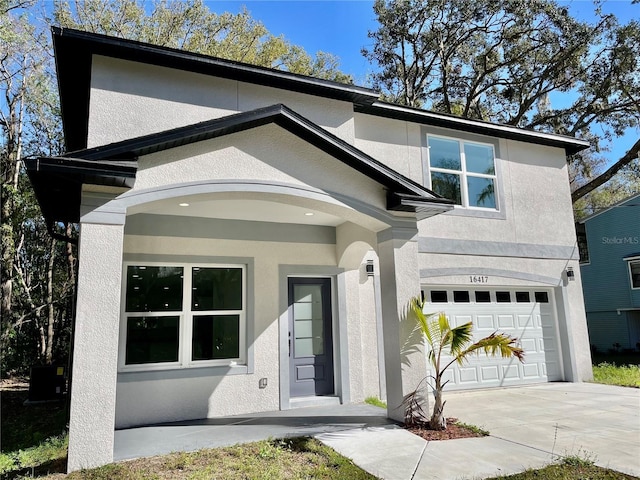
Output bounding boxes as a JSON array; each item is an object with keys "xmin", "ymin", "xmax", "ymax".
[{"xmin": 422, "ymin": 287, "xmax": 563, "ymax": 390}]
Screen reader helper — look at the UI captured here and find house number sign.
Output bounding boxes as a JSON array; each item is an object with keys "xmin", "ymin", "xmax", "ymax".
[{"xmin": 469, "ymin": 275, "xmax": 489, "ymax": 283}]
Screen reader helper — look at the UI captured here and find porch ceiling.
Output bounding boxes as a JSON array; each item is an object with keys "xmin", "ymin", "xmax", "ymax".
[{"xmin": 133, "ymin": 198, "xmax": 344, "ymax": 227}]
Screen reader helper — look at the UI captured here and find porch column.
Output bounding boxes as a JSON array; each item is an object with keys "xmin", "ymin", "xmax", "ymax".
[
  {"xmin": 377, "ymin": 226, "xmax": 425, "ymax": 422},
  {"xmin": 67, "ymin": 196, "xmax": 125, "ymax": 472}
]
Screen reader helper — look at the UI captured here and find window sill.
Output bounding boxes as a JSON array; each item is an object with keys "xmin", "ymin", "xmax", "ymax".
[
  {"xmin": 118, "ymin": 362, "xmax": 249, "ymax": 377},
  {"xmin": 442, "ymin": 206, "xmax": 506, "ymax": 220}
]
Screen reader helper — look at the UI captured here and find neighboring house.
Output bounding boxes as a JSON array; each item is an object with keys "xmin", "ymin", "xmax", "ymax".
[
  {"xmin": 579, "ymin": 193, "xmax": 640, "ymax": 352},
  {"xmin": 26, "ymin": 28, "xmax": 593, "ymax": 472}
]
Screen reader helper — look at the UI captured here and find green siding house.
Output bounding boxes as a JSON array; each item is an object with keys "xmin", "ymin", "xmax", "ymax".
[{"xmin": 579, "ymin": 193, "xmax": 640, "ymax": 352}]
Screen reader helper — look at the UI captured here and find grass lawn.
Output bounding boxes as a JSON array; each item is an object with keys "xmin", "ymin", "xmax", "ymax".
[{"xmin": 591, "ymin": 352, "xmax": 640, "ymax": 388}]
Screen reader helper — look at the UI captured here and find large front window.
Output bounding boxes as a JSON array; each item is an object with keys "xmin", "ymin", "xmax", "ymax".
[
  {"xmin": 427, "ymin": 135, "xmax": 498, "ymax": 210},
  {"xmin": 121, "ymin": 263, "xmax": 245, "ymax": 369}
]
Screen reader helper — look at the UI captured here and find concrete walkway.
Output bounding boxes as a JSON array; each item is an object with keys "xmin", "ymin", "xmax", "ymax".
[
  {"xmin": 318, "ymin": 382, "xmax": 640, "ymax": 479},
  {"xmin": 114, "ymin": 383, "xmax": 640, "ymax": 479}
]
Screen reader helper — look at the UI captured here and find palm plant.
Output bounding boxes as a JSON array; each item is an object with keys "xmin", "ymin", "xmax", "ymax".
[{"xmin": 406, "ymin": 296, "xmax": 525, "ymax": 430}]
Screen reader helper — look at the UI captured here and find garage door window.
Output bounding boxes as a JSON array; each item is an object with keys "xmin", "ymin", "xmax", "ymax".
[
  {"xmin": 534, "ymin": 291, "xmax": 549, "ymax": 303},
  {"xmin": 496, "ymin": 291, "xmax": 511, "ymax": 303},
  {"xmin": 515, "ymin": 292, "xmax": 531, "ymax": 303},
  {"xmin": 430, "ymin": 291, "xmax": 448, "ymax": 303},
  {"xmin": 475, "ymin": 291, "xmax": 491, "ymax": 303},
  {"xmin": 453, "ymin": 291, "xmax": 470, "ymax": 303}
]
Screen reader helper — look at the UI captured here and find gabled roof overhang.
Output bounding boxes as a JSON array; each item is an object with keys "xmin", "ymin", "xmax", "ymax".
[
  {"xmin": 26, "ymin": 104, "xmax": 453, "ymax": 228},
  {"xmin": 355, "ymin": 102, "xmax": 591, "ymax": 156},
  {"xmin": 52, "ymin": 27, "xmax": 379, "ymax": 152}
]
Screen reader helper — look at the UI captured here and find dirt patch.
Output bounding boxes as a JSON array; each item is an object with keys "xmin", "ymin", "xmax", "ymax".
[{"xmin": 405, "ymin": 418, "xmax": 487, "ymax": 441}]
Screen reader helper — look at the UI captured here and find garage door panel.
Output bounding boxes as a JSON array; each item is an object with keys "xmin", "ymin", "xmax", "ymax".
[
  {"xmin": 497, "ymin": 314, "xmax": 515, "ymax": 328},
  {"xmin": 522, "ymin": 363, "xmax": 541, "ymax": 378},
  {"xmin": 423, "ymin": 287, "xmax": 562, "ymax": 391},
  {"xmin": 476, "ymin": 314, "xmax": 494, "ymax": 330},
  {"xmin": 521, "ymin": 337, "xmax": 538, "ymax": 353},
  {"xmin": 517, "ymin": 314, "xmax": 533, "ymax": 329},
  {"xmin": 481, "ymin": 365, "xmax": 500, "ymax": 381},
  {"xmin": 459, "ymin": 366, "xmax": 479, "ymax": 383},
  {"xmin": 502, "ymin": 363, "xmax": 520, "ymax": 380}
]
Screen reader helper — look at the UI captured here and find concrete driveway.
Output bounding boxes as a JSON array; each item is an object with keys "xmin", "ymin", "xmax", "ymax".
[{"xmin": 318, "ymin": 382, "xmax": 640, "ymax": 479}]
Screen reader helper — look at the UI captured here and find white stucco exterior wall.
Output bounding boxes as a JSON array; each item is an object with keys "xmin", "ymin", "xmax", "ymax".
[
  {"xmin": 88, "ymin": 56, "xmax": 355, "ymax": 148},
  {"xmin": 68, "ymin": 221, "xmax": 125, "ymax": 471}
]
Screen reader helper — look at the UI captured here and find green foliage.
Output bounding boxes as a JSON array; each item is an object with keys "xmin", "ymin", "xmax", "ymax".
[
  {"xmin": 364, "ymin": 0, "xmax": 640, "ymax": 202},
  {"xmin": 0, "ymin": 433, "xmax": 68, "ymax": 475},
  {"xmin": 364, "ymin": 396, "xmax": 387, "ymax": 408},
  {"xmin": 592, "ymin": 362, "xmax": 640, "ymax": 388},
  {"xmin": 453, "ymin": 420, "xmax": 489, "ymax": 436}
]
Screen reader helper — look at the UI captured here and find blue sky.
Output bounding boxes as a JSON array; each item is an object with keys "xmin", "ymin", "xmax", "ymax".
[{"xmin": 205, "ymin": 0, "xmax": 639, "ymax": 164}]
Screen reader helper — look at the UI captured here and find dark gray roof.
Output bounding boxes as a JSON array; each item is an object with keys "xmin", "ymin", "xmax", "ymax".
[{"xmin": 26, "ymin": 104, "xmax": 453, "ymax": 227}]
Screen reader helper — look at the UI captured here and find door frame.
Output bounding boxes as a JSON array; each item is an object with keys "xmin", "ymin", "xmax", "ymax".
[{"xmin": 278, "ymin": 266, "xmax": 349, "ymax": 410}]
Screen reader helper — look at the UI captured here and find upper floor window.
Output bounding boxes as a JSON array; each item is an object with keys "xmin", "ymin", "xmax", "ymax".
[
  {"xmin": 121, "ymin": 263, "xmax": 246, "ymax": 370},
  {"xmin": 426, "ymin": 135, "xmax": 498, "ymax": 210},
  {"xmin": 629, "ymin": 259, "xmax": 640, "ymax": 289}
]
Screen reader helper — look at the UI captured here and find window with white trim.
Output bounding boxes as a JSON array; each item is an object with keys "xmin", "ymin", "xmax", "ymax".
[
  {"xmin": 121, "ymin": 263, "xmax": 246, "ymax": 369},
  {"xmin": 629, "ymin": 260, "xmax": 640, "ymax": 289},
  {"xmin": 426, "ymin": 135, "xmax": 498, "ymax": 210}
]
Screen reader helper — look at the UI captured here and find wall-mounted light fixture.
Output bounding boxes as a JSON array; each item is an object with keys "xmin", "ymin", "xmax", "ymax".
[
  {"xmin": 366, "ymin": 259, "xmax": 374, "ymax": 276},
  {"xmin": 566, "ymin": 266, "xmax": 575, "ymax": 281}
]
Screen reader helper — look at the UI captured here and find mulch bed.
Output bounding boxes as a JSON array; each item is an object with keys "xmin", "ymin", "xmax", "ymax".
[{"xmin": 405, "ymin": 417, "xmax": 487, "ymax": 441}]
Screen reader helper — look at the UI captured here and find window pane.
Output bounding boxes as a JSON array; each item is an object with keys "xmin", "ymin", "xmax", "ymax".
[
  {"xmin": 429, "ymin": 137, "xmax": 461, "ymax": 170},
  {"xmin": 192, "ymin": 268, "xmax": 242, "ymax": 311},
  {"xmin": 126, "ymin": 316, "xmax": 179, "ymax": 364},
  {"xmin": 430, "ymin": 291, "xmax": 448, "ymax": 303},
  {"xmin": 475, "ymin": 291, "xmax": 491, "ymax": 303},
  {"xmin": 126, "ymin": 266, "xmax": 183, "ymax": 312},
  {"xmin": 453, "ymin": 291, "xmax": 470, "ymax": 303},
  {"xmin": 516, "ymin": 292, "xmax": 531, "ymax": 303},
  {"xmin": 293, "ymin": 284, "xmax": 324, "ymax": 357},
  {"xmin": 192, "ymin": 315, "xmax": 240, "ymax": 360},
  {"xmin": 467, "ymin": 176, "xmax": 496, "ymax": 209},
  {"xmin": 535, "ymin": 291, "xmax": 549, "ymax": 303},
  {"xmin": 630, "ymin": 261, "xmax": 640, "ymax": 288},
  {"xmin": 464, "ymin": 143, "xmax": 495, "ymax": 174},
  {"xmin": 432, "ymin": 172, "xmax": 461, "ymax": 205},
  {"xmin": 496, "ymin": 291, "xmax": 511, "ymax": 303}
]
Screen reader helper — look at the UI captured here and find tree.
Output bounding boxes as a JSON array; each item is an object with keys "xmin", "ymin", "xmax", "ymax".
[
  {"xmin": 363, "ymin": 0, "xmax": 640, "ymax": 203},
  {"xmin": 52, "ymin": 0, "xmax": 352, "ymax": 82},
  {"xmin": 405, "ymin": 297, "xmax": 524, "ymax": 430}
]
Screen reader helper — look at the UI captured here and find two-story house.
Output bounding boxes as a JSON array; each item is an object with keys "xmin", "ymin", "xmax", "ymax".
[
  {"xmin": 579, "ymin": 193, "xmax": 640, "ymax": 352},
  {"xmin": 26, "ymin": 28, "xmax": 593, "ymax": 472}
]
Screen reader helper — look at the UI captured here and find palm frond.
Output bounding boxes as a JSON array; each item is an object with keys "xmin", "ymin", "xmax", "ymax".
[
  {"xmin": 458, "ymin": 332, "xmax": 525, "ymax": 363},
  {"xmin": 448, "ymin": 321, "xmax": 473, "ymax": 356}
]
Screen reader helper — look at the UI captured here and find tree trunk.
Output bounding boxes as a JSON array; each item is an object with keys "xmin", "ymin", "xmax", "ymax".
[
  {"xmin": 45, "ymin": 235, "xmax": 56, "ymax": 364},
  {"xmin": 572, "ymin": 138, "xmax": 640, "ymax": 203},
  {"xmin": 429, "ymin": 383, "xmax": 447, "ymax": 430}
]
